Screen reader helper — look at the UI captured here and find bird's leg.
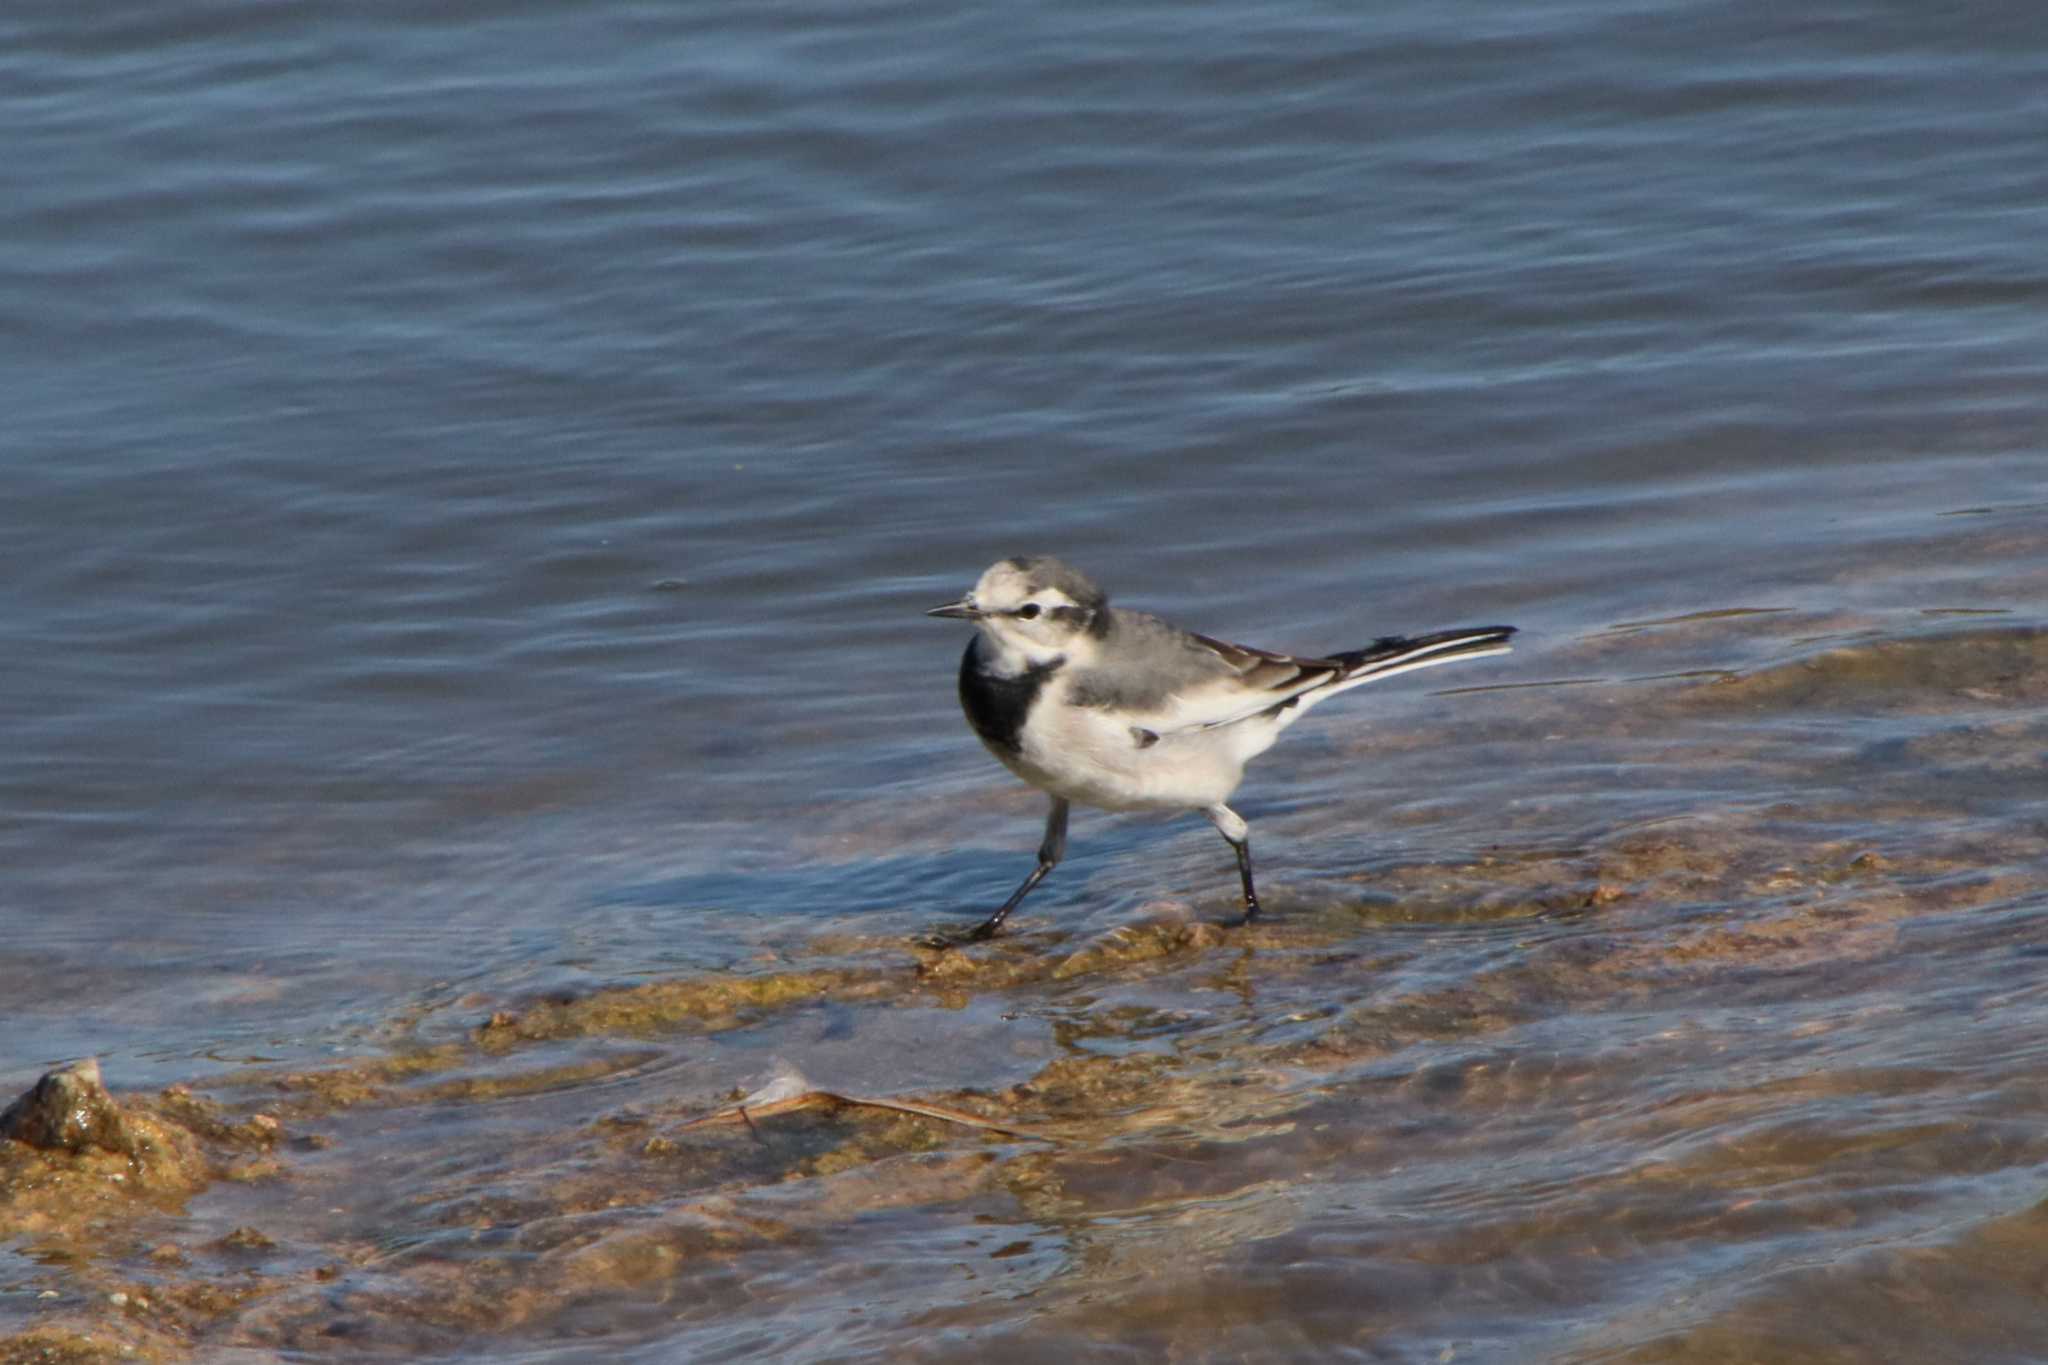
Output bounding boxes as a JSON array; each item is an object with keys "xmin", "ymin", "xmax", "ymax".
[
  {"xmin": 964, "ymin": 797, "xmax": 1069, "ymax": 941},
  {"xmin": 1206, "ymin": 804, "xmax": 1261, "ymax": 925}
]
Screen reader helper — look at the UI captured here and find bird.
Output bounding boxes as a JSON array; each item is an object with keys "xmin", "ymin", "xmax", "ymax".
[{"xmin": 926, "ymin": 556, "xmax": 1515, "ymax": 940}]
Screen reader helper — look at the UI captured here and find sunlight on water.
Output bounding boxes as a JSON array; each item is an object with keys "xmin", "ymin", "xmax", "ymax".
[{"xmin": 1, "ymin": 0, "xmax": 2045, "ymax": 1358}]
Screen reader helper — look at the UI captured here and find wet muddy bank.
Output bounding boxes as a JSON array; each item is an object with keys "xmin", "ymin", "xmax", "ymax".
[{"xmin": 6, "ymin": 628, "xmax": 2048, "ymax": 1362}]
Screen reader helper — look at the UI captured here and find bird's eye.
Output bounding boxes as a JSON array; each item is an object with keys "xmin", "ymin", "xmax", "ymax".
[{"xmin": 1015, "ymin": 603, "xmax": 1042, "ymax": 620}]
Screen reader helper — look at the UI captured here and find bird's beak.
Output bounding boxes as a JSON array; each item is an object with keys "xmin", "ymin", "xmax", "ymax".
[{"xmin": 926, "ymin": 598, "xmax": 981, "ymax": 620}]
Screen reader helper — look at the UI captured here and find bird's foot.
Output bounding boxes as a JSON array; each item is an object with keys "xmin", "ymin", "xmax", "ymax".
[{"xmin": 915, "ymin": 918, "xmax": 1004, "ymax": 951}]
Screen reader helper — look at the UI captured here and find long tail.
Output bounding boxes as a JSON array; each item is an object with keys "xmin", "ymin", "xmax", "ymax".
[{"xmin": 1321, "ymin": 625, "xmax": 1517, "ymax": 696}]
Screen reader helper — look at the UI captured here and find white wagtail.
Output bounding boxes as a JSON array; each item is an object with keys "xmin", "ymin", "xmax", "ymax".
[{"xmin": 927, "ymin": 556, "xmax": 1515, "ymax": 939}]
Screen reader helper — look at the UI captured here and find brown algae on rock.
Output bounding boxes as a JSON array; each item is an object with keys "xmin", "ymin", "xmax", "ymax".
[
  {"xmin": 6, "ymin": 810, "xmax": 2041, "ymax": 1360},
  {"xmin": 1678, "ymin": 626, "xmax": 2048, "ymax": 713},
  {"xmin": 472, "ymin": 965, "xmax": 887, "ymax": 1045},
  {"xmin": 0, "ymin": 1061, "xmax": 288, "ymax": 1362},
  {"xmin": 0, "ymin": 1061, "xmax": 219, "ymax": 1218},
  {"xmin": 10, "ymin": 624, "xmax": 2048, "ymax": 1358}
]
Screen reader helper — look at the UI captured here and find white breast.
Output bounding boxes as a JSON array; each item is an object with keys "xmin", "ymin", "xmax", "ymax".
[{"xmin": 1011, "ymin": 673, "xmax": 1260, "ymax": 813}]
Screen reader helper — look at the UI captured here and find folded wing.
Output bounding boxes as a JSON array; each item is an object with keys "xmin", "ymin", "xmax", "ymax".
[{"xmin": 1141, "ymin": 626, "xmax": 1516, "ymax": 739}]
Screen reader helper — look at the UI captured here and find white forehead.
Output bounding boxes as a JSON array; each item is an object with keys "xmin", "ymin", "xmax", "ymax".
[
  {"xmin": 972, "ymin": 562, "xmax": 1029, "ymax": 602},
  {"xmin": 972, "ymin": 562, "xmax": 1077, "ymax": 608}
]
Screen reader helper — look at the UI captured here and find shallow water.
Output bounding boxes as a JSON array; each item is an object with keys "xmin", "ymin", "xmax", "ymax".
[{"xmin": 3, "ymin": 0, "xmax": 2047, "ymax": 1359}]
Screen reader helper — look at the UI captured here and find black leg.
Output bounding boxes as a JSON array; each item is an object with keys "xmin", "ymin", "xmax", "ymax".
[
  {"xmin": 964, "ymin": 798, "xmax": 1069, "ymax": 941},
  {"xmin": 1228, "ymin": 834, "xmax": 1261, "ymax": 925},
  {"xmin": 1204, "ymin": 803, "xmax": 1260, "ymax": 926}
]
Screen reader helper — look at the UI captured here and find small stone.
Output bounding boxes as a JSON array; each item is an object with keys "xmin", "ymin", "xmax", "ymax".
[
  {"xmin": 218, "ymin": 1225, "xmax": 277, "ymax": 1252},
  {"xmin": 918, "ymin": 950, "xmax": 984, "ymax": 981},
  {"xmin": 224, "ymin": 1156, "xmax": 286, "ymax": 1182},
  {"xmin": 0, "ymin": 1058, "xmax": 138, "ymax": 1155}
]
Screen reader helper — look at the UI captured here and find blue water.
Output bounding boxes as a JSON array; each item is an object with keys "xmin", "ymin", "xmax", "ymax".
[{"xmin": 2, "ymin": 0, "xmax": 2046, "ymax": 1358}]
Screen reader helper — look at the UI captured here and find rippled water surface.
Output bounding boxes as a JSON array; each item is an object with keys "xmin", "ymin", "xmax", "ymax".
[{"xmin": 3, "ymin": 0, "xmax": 2046, "ymax": 1359}]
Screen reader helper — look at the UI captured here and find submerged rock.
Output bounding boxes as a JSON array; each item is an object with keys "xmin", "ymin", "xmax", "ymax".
[
  {"xmin": 0, "ymin": 1058, "xmax": 137, "ymax": 1156},
  {"xmin": 1, "ymin": 1059, "xmax": 217, "ymax": 1234}
]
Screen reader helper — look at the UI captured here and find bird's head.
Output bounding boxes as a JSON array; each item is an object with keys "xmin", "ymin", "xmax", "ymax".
[{"xmin": 927, "ymin": 556, "xmax": 1109, "ymax": 665}]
